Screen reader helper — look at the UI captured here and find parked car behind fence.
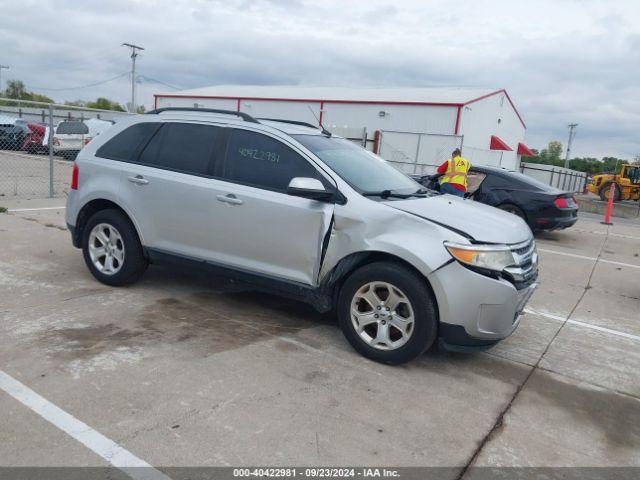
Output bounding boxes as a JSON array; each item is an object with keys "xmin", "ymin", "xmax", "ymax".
[
  {"xmin": 22, "ymin": 123, "xmax": 48, "ymax": 154},
  {"xmin": 0, "ymin": 122, "xmax": 30, "ymax": 151},
  {"xmin": 53, "ymin": 120, "xmax": 90, "ymax": 159}
]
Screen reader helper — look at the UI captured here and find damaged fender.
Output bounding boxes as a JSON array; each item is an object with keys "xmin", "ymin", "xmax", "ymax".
[{"xmin": 317, "ymin": 195, "xmax": 467, "ymax": 291}]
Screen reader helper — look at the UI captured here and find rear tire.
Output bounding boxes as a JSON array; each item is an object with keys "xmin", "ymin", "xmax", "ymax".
[
  {"xmin": 599, "ymin": 182, "xmax": 621, "ymax": 202},
  {"xmin": 337, "ymin": 262, "xmax": 438, "ymax": 365},
  {"xmin": 82, "ymin": 209, "xmax": 148, "ymax": 286}
]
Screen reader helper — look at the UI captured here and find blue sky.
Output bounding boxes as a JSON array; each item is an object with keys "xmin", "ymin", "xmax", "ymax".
[{"xmin": 2, "ymin": 0, "xmax": 639, "ymax": 159}]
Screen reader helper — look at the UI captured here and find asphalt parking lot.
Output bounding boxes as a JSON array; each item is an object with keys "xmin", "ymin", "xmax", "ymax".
[{"xmin": 0, "ymin": 200, "xmax": 639, "ymax": 478}]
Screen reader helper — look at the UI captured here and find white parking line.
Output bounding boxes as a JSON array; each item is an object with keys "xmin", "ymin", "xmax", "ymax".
[
  {"xmin": 524, "ymin": 308, "xmax": 640, "ymax": 342},
  {"xmin": 8, "ymin": 206, "xmax": 66, "ymax": 212},
  {"xmin": 538, "ymin": 248, "xmax": 640, "ymax": 269},
  {"xmin": 0, "ymin": 370, "xmax": 170, "ymax": 480}
]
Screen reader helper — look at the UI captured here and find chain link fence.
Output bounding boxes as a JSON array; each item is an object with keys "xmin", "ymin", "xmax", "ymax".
[
  {"xmin": 0, "ymin": 98, "xmax": 130, "ymax": 199},
  {"xmin": 377, "ymin": 130, "xmax": 464, "ymax": 175}
]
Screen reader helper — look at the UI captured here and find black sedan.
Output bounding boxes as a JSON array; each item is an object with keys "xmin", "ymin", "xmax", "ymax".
[{"xmin": 414, "ymin": 165, "xmax": 578, "ymax": 232}]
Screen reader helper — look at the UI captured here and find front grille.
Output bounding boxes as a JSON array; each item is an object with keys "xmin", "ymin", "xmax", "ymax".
[
  {"xmin": 502, "ymin": 238, "xmax": 538, "ymax": 289},
  {"xmin": 512, "ymin": 243, "xmax": 532, "ymax": 256}
]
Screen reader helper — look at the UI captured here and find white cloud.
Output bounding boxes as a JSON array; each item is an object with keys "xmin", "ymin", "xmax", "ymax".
[{"xmin": 1, "ymin": 0, "xmax": 638, "ymax": 158}]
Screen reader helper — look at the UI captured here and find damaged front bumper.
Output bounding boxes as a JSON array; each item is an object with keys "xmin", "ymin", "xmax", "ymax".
[{"xmin": 429, "ymin": 260, "xmax": 538, "ymax": 352}]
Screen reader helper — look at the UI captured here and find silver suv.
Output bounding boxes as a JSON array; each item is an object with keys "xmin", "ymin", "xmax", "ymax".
[{"xmin": 66, "ymin": 108, "xmax": 538, "ymax": 364}]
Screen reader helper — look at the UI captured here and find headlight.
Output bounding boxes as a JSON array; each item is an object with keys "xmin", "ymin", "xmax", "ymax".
[{"xmin": 444, "ymin": 242, "xmax": 516, "ymax": 272}]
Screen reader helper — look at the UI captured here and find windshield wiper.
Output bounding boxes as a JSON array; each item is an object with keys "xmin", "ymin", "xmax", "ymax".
[{"xmin": 362, "ymin": 189, "xmax": 428, "ymax": 199}]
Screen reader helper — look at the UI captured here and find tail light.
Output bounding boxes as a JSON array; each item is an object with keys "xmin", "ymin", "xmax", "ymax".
[
  {"xmin": 53, "ymin": 137, "xmax": 60, "ymax": 146},
  {"xmin": 71, "ymin": 163, "xmax": 79, "ymax": 190},
  {"xmin": 554, "ymin": 196, "xmax": 576, "ymax": 209},
  {"xmin": 84, "ymin": 137, "xmax": 92, "ymax": 145}
]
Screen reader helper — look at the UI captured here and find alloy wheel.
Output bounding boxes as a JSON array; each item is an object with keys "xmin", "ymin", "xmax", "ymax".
[
  {"xmin": 350, "ymin": 281, "xmax": 415, "ymax": 350},
  {"xmin": 88, "ymin": 223, "xmax": 125, "ymax": 275}
]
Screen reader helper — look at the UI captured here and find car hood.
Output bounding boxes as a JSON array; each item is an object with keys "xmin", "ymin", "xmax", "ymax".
[{"xmin": 386, "ymin": 195, "xmax": 532, "ymax": 244}]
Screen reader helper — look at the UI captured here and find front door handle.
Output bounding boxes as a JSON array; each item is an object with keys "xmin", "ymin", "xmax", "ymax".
[
  {"xmin": 128, "ymin": 175, "xmax": 149, "ymax": 185},
  {"xmin": 216, "ymin": 193, "xmax": 243, "ymax": 205}
]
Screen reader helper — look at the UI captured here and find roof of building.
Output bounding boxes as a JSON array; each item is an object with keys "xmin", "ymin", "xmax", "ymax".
[{"xmin": 155, "ymin": 85, "xmax": 504, "ymax": 106}]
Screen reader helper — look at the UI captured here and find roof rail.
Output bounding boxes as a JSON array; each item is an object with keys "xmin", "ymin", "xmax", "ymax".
[
  {"xmin": 257, "ymin": 118, "xmax": 332, "ymax": 137},
  {"xmin": 146, "ymin": 107, "xmax": 260, "ymax": 124},
  {"xmin": 257, "ymin": 118, "xmax": 318, "ymax": 129}
]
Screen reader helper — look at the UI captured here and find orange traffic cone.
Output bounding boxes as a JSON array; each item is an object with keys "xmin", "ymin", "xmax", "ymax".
[{"xmin": 601, "ymin": 183, "xmax": 615, "ymax": 225}]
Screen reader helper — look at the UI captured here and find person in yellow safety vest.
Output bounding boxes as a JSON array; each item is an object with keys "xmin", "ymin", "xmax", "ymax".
[{"xmin": 437, "ymin": 148, "xmax": 471, "ymax": 198}]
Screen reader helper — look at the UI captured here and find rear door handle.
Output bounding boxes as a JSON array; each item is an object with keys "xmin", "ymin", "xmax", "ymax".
[
  {"xmin": 216, "ymin": 194, "xmax": 243, "ymax": 205},
  {"xmin": 128, "ymin": 175, "xmax": 149, "ymax": 185}
]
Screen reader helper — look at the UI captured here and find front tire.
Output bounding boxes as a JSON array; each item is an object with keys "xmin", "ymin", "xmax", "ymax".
[
  {"xmin": 82, "ymin": 209, "xmax": 148, "ymax": 286},
  {"xmin": 337, "ymin": 262, "xmax": 438, "ymax": 364},
  {"xmin": 599, "ymin": 182, "xmax": 621, "ymax": 202}
]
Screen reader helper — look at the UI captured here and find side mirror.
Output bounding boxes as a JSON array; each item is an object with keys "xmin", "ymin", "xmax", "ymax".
[{"xmin": 287, "ymin": 177, "xmax": 334, "ymax": 202}]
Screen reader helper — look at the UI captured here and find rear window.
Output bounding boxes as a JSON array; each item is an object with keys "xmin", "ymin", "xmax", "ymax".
[
  {"xmin": 486, "ymin": 170, "xmax": 550, "ymax": 191},
  {"xmin": 96, "ymin": 122, "xmax": 160, "ymax": 162},
  {"xmin": 506, "ymin": 171, "xmax": 553, "ymax": 190},
  {"xmin": 56, "ymin": 121, "xmax": 89, "ymax": 135}
]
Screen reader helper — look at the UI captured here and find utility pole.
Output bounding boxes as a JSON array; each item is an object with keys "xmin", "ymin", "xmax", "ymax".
[
  {"xmin": 0, "ymin": 65, "xmax": 9, "ymax": 93},
  {"xmin": 564, "ymin": 123, "xmax": 578, "ymax": 169},
  {"xmin": 122, "ymin": 43, "xmax": 144, "ymax": 112}
]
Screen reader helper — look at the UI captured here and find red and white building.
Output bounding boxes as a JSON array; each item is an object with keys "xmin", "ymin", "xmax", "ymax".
[{"xmin": 154, "ymin": 86, "xmax": 534, "ymax": 172}]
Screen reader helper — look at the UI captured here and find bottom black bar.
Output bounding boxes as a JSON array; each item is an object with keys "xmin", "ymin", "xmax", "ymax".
[{"xmin": 0, "ymin": 467, "xmax": 637, "ymax": 480}]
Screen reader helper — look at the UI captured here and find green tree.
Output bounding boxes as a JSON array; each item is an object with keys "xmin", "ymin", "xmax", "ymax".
[
  {"xmin": 601, "ymin": 157, "xmax": 623, "ymax": 173},
  {"xmin": 3, "ymin": 80, "xmax": 53, "ymax": 103},
  {"xmin": 30, "ymin": 92, "xmax": 55, "ymax": 103},
  {"xmin": 4, "ymin": 79, "xmax": 27, "ymax": 99},
  {"xmin": 546, "ymin": 140, "xmax": 563, "ymax": 160},
  {"xmin": 528, "ymin": 141, "xmax": 566, "ymax": 168},
  {"xmin": 524, "ymin": 140, "xmax": 631, "ymax": 175},
  {"xmin": 85, "ymin": 97, "xmax": 125, "ymax": 112},
  {"xmin": 65, "ymin": 98, "xmax": 127, "ymax": 112},
  {"xmin": 529, "ymin": 141, "xmax": 563, "ymax": 168},
  {"xmin": 2, "ymin": 79, "xmax": 53, "ymax": 103}
]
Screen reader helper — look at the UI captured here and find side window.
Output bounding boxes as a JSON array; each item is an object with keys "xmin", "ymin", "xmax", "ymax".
[
  {"xmin": 96, "ymin": 122, "xmax": 159, "ymax": 162},
  {"xmin": 138, "ymin": 123, "xmax": 219, "ymax": 176},
  {"xmin": 224, "ymin": 129, "xmax": 321, "ymax": 191},
  {"xmin": 466, "ymin": 172, "xmax": 487, "ymax": 194},
  {"xmin": 486, "ymin": 174, "xmax": 517, "ymax": 189}
]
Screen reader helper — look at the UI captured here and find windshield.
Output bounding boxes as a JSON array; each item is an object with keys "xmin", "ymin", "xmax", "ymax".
[{"xmin": 293, "ymin": 135, "xmax": 421, "ymax": 194}]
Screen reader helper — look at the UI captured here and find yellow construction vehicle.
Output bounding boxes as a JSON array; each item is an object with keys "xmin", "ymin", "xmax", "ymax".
[{"xmin": 586, "ymin": 164, "xmax": 640, "ymax": 202}]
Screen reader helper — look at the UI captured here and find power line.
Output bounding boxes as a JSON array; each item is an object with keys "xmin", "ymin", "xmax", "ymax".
[
  {"xmin": 27, "ymin": 72, "xmax": 130, "ymax": 92},
  {"xmin": 137, "ymin": 75, "xmax": 181, "ymax": 90},
  {"xmin": 51, "ymin": 45, "xmax": 132, "ymax": 74}
]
